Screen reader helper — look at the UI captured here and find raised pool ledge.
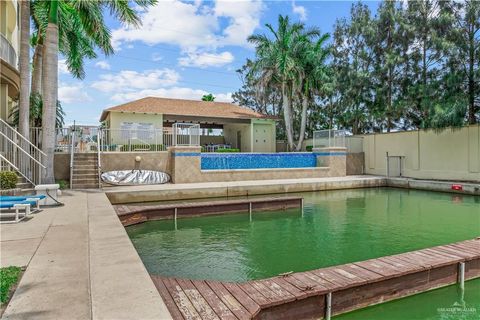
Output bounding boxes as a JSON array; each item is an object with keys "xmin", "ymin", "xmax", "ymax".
[{"xmin": 151, "ymin": 238, "xmax": 480, "ymax": 320}]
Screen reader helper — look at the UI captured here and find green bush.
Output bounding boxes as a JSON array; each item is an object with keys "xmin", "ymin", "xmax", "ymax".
[
  {"xmin": 56, "ymin": 180, "xmax": 69, "ymax": 190},
  {"xmin": 119, "ymin": 144, "xmax": 165, "ymax": 152},
  {"xmin": 216, "ymin": 148, "xmax": 240, "ymax": 153},
  {"xmin": 306, "ymin": 145, "xmax": 313, "ymax": 152},
  {"xmin": 0, "ymin": 171, "xmax": 18, "ymax": 190},
  {"xmin": 0, "ymin": 266, "xmax": 21, "ymax": 304}
]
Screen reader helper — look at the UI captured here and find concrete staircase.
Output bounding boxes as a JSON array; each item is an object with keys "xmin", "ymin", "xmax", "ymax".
[{"xmin": 71, "ymin": 153, "xmax": 100, "ymax": 189}]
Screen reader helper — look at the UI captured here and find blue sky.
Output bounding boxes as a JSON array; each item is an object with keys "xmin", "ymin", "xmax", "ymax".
[{"xmin": 59, "ymin": 0, "xmax": 380, "ymax": 125}]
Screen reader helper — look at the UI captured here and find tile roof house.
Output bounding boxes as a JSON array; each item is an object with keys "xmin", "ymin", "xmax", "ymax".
[{"xmin": 100, "ymin": 97, "xmax": 277, "ymax": 152}]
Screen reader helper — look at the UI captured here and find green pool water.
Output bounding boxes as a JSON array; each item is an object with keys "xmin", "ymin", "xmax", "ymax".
[
  {"xmin": 126, "ymin": 187, "xmax": 480, "ymax": 282},
  {"xmin": 334, "ymin": 279, "xmax": 480, "ymax": 320}
]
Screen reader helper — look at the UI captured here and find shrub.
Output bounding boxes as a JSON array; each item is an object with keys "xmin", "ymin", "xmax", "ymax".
[
  {"xmin": 216, "ymin": 148, "xmax": 240, "ymax": 153},
  {"xmin": 0, "ymin": 266, "xmax": 21, "ymax": 304},
  {"xmin": 306, "ymin": 145, "xmax": 313, "ymax": 152},
  {"xmin": 56, "ymin": 180, "xmax": 69, "ymax": 190},
  {"xmin": 0, "ymin": 171, "xmax": 18, "ymax": 190}
]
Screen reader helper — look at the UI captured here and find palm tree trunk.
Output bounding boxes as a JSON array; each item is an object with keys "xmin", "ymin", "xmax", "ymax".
[
  {"xmin": 282, "ymin": 83, "xmax": 295, "ymax": 151},
  {"xmin": 31, "ymin": 39, "xmax": 44, "ymax": 95},
  {"xmin": 296, "ymin": 94, "xmax": 308, "ymax": 151},
  {"xmin": 41, "ymin": 2, "xmax": 59, "ymax": 184},
  {"xmin": 18, "ymin": 0, "xmax": 30, "ymax": 138}
]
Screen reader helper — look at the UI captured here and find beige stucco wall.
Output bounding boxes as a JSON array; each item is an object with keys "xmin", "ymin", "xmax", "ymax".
[
  {"xmin": 347, "ymin": 153, "xmax": 364, "ymax": 175},
  {"xmin": 54, "ymin": 154, "xmax": 71, "ymax": 181},
  {"xmin": 223, "ymin": 123, "xmax": 252, "ymax": 151},
  {"xmin": 101, "ymin": 152, "xmax": 170, "ymax": 174},
  {"xmin": 363, "ymin": 125, "xmax": 480, "ymax": 181},
  {"xmin": 252, "ymin": 119, "xmax": 276, "ymax": 153}
]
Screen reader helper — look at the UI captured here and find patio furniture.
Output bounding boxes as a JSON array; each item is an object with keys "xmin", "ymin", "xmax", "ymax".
[{"xmin": 0, "ymin": 201, "xmax": 33, "ymax": 223}]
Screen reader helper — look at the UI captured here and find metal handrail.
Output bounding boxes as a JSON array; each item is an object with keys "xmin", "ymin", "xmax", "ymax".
[
  {"xmin": 0, "ymin": 131, "xmax": 46, "ymax": 168},
  {"xmin": 1, "ymin": 119, "xmax": 46, "ymax": 157},
  {"xmin": 70, "ymin": 131, "xmax": 76, "ymax": 189},
  {"xmin": 0, "ymin": 154, "xmax": 19, "ymax": 171}
]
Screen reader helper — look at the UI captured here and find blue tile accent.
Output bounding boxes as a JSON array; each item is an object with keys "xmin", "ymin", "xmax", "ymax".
[
  {"xmin": 201, "ymin": 152, "xmax": 318, "ymax": 170},
  {"xmin": 172, "ymin": 152, "xmax": 201, "ymax": 157}
]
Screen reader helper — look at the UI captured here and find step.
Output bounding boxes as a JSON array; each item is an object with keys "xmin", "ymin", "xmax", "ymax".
[
  {"xmin": 71, "ymin": 184, "xmax": 99, "ymax": 189},
  {"xmin": 73, "ymin": 160, "xmax": 98, "ymax": 165},
  {"xmin": 73, "ymin": 168, "xmax": 98, "ymax": 174},
  {"xmin": 72, "ymin": 174, "xmax": 98, "ymax": 180},
  {"xmin": 72, "ymin": 178, "xmax": 99, "ymax": 184},
  {"xmin": 16, "ymin": 182, "xmax": 33, "ymax": 189}
]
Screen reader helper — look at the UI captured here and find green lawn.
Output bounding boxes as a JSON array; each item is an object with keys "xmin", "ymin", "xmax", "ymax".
[{"xmin": 0, "ymin": 267, "xmax": 21, "ymax": 305}]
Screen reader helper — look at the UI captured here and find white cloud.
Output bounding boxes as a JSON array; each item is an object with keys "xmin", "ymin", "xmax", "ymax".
[
  {"xmin": 178, "ymin": 50, "xmax": 234, "ymax": 68},
  {"xmin": 111, "ymin": 0, "xmax": 263, "ymax": 62},
  {"xmin": 91, "ymin": 69, "xmax": 180, "ymax": 93},
  {"xmin": 292, "ymin": 1, "xmax": 307, "ymax": 21},
  {"xmin": 109, "ymin": 87, "xmax": 232, "ymax": 103},
  {"xmin": 58, "ymin": 59, "xmax": 69, "ymax": 74},
  {"xmin": 95, "ymin": 61, "xmax": 111, "ymax": 70},
  {"xmin": 59, "ymin": 83, "xmax": 92, "ymax": 103}
]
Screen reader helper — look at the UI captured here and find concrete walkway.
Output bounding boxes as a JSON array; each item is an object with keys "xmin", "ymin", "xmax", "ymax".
[
  {"xmin": 1, "ymin": 190, "xmax": 171, "ymax": 320},
  {"xmin": 106, "ymin": 175, "xmax": 386, "ymax": 204}
]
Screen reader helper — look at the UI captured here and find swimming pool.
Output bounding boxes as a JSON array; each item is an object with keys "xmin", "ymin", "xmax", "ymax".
[
  {"xmin": 127, "ymin": 188, "xmax": 480, "ymax": 282},
  {"xmin": 200, "ymin": 152, "xmax": 318, "ymax": 170}
]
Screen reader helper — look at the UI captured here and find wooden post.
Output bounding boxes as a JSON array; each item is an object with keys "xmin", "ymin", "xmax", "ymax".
[
  {"xmin": 174, "ymin": 207, "xmax": 178, "ymax": 230},
  {"xmin": 249, "ymin": 202, "xmax": 252, "ymax": 222},
  {"xmin": 459, "ymin": 262, "xmax": 465, "ymax": 290},
  {"xmin": 326, "ymin": 292, "xmax": 332, "ymax": 320}
]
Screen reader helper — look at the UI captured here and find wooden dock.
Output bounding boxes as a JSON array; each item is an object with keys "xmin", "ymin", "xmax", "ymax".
[
  {"xmin": 151, "ymin": 238, "xmax": 480, "ymax": 320},
  {"xmin": 115, "ymin": 196, "xmax": 303, "ymax": 226}
]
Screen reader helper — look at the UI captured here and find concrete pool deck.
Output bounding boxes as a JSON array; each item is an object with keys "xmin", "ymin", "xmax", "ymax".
[{"xmin": 0, "ymin": 190, "xmax": 171, "ymax": 320}]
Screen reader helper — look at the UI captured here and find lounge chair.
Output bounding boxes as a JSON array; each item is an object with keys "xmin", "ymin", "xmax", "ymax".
[
  {"xmin": 0, "ymin": 196, "xmax": 43, "ymax": 210},
  {"xmin": 0, "ymin": 195, "xmax": 46, "ymax": 202},
  {"xmin": 0, "ymin": 201, "xmax": 33, "ymax": 223}
]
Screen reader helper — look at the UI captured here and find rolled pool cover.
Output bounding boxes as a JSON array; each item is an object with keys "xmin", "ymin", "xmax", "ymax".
[{"xmin": 101, "ymin": 170, "xmax": 170, "ymax": 185}]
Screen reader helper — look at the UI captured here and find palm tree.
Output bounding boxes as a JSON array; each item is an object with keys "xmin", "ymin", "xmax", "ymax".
[
  {"xmin": 295, "ymin": 34, "xmax": 330, "ymax": 151},
  {"xmin": 39, "ymin": 0, "xmax": 155, "ymax": 182},
  {"xmin": 18, "ymin": 0, "xmax": 30, "ymax": 138},
  {"xmin": 248, "ymin": 15, "xmax": 320, "ymax": 151},
  {"xmin": 202, "ymin": 93, "xmax": 216, "ymax": 101}
]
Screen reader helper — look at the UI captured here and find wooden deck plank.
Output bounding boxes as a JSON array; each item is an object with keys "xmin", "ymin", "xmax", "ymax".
[
  {"xmin": 425, "ymin": 248, "xmax": 466, "ymax": 261},
  {"xmin": 150, "ymin": 276, "xmax": 185, "ymax": 320},
  {"xmin": 310, "ymin": 268, "xmax": 355, "ymax": 287},
  {"xmin": 191, "ymin": 281, "xmax": 238, "ymax": 320},
  {"xmin": 353, "ymin": 259, "xmax": 399, "ymax": 277},
  {"xmin": 414, "ymin": 250, "xmax": 463, "ymax": 267},
  {"xmin": 302, "ymin": 271, "xmax": 338, "ymax": 291},
  {"xmin": 290, "ymin": 272, "xmax": 330, "ymax": 293},
  {"xmin": 448, "ymin": 243, "xmax": 479, "ymax": 255},
  {"xmin": 387, "ymin": 253, "xmax": 428, "ymax": 269},
  {"xmin": 163, "ymin": 277, "xmax": 203, "ymax": 320},
  {"xmin": 222, "ymin": 282, "xmax": 261, "ymax": 316},
  {"xmin": 434, "ymin": 246, "xmax": 475, "ymax": 259},
  {"xmin": 256, "ymin": 279, "xmax": 296, "ymax": 303},
  {"xmin": 339, "ymin": 263, "xmax": 385, "ymax": 282},
  {"xmin": 378, "ymin": 256, "xmax": 423, "ymax": 273},
  {"xmin": 269, "ymin": 276, "xmax": 309, "ymax": 299},
  {"xmin": 176, "ymin": 279, "xmax": 220, "ymax": 320},
  {"xmin": 237, "ymin": 282, "xmax": 272, "ymax": 307},
  {"xmin": 206, "ymin": 281, "xmax": 251, "ymax": 320}
]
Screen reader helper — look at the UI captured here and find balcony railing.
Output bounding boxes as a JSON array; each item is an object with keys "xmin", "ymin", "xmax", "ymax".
[{"xmin": 0, "ymin": 33, "xmax": 18, "ymax": 69}]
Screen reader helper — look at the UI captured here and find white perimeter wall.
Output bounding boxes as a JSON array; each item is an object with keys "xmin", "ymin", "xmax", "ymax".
[{"xmin": 362, "ymin": 125, "xmax": 480, "ymax": 181}]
